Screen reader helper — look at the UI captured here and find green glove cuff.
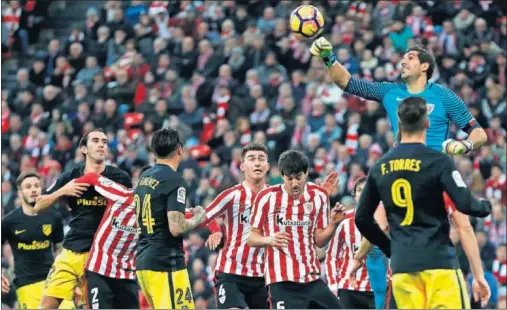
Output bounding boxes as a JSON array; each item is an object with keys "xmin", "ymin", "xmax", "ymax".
[{"xmin": 322, "ymin": 52, "xmax": 338, "ymax": 68}]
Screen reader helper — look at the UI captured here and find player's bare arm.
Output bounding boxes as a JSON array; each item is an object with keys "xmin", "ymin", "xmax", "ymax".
[
  {"xmin": 248, "ymin": 227, "xmax": 290, "ymax": 249},
  {"xmin": 34, "ymin": 180, "xmax": 90, "ymax": 213},
  {"xmin": 167, "ymin": 206, "xmax": 206, "ymax": 236},
  {"xmin": 314, "ymin": 203, "xmax": 345, "ymax": 248},
  {"xmin": 310, "ymin": 37, "xmax": 351, "ymax": 89},
  {"xmin": 451, "ymin": 211, "xmax": 491, "ymax": 307},
  {"xmin": 1, "ymin": 275, "xmax": 9, "ymax": 294}
]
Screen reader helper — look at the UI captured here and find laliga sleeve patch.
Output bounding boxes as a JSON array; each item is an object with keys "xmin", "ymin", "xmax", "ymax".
[
  {"xmin": 452, "ymin": 170, "xmax": 467, "ymax": 188},
  {"xmin": 99, "ymin": 177, "xmax": 113, "ymax": 187},
  {"xmin": 177, "ymin": 187, "xmax": 186, "ymax": 204}
]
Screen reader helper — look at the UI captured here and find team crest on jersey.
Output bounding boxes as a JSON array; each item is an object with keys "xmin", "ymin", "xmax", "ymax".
[
  {"xmin": 177, "ymin": 187, "xmax": 186, "ymax": 204},
  {"xmin": 427, "ymin": 104, "xmax": 435, "ymax": 115},
  {"xmin": 42, "ymin": 224, "xmax": 52, "ymax": 236},
  {"xmin": 99, "ymin": 177, "xmax": 113, "ymax": 187},
  {"xmin": 303, "ymin": 202, "xmax": 313, "ymax": 213}
]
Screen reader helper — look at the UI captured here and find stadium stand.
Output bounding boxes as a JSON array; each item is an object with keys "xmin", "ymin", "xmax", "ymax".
[{"xmin": 2, "ymin": 0, "xmax": 506, "ymax": 309}]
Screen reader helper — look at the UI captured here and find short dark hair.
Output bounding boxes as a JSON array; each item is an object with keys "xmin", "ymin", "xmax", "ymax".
[
  {"xmin": 150, "ymin": 128, "xmax": 181, "ymax": 158},
  {"xmin": 241, "ymin": 142, "xmax": 268, "ymax": 162},
  {"xmin": 398, "ymin": 96, "xmax": 428, "ymax": 134},
  {"xmin": 278, "ymin": 150, "xmax": 309, "ymax": 176},
  {"xmin": 353, "ymin": 176, "xmax": 367, "ymax": 197},
  {"xmin": 406, "ymin": 45, "xmax": 435, "ymax": 79},
  {"xmin": 16, "ymin": 172, "xmax": 41, "ymax": 189},
  {"xmin": 79, "ymin": 128, "xmax": 106, "ymax": 149}
]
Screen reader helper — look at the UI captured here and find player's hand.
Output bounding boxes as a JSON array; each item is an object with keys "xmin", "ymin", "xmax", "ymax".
[
  {"xmin": 310, "ymin": 37, "xmax": 332, "ymax": 58},
  {"xmin": 321, "ymin": 171, "xmax": 339, "ymax": 196},
  {"xmin": 330, "ymin": 203, "xmax": 346, "ymax": 225},
  {"xmin": 442, "ymin": 139, "xmax": 473, "ymax": 155},
  {"xmin": 265, "ymin": 231, "xmax": 291, "ymax": 249},
  {"xmin": 1, "ymin": 276, "xmax": 10, "ymax": 294},
  {"xmin": 191, "ymin": 206, "xmax": 206, "ymax": 224},
  {"xmin": 472, "ymin": 276, "xmax": 491, "ymax": 308},
  {"xmin": 205, "ymin": 232, "xmax": 223, "ymax": 250},
  {"xmin": 60, "ymin": 180, "xmax": 90, "ymax": 197},
  {"xmin": 346, "ymin": 259, "xmax": 364, "ymax": 289}
]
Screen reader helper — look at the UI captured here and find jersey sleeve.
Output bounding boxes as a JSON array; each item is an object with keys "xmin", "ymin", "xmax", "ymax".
[
  {"xmin": 439, "ymin": 156, "xmax": 491, "ymax": 218},
  {"xmin": 355, "ymin": 169, "xmax": 391, "ymax": 257},
  {"xmin": 439, "ymin": 85, "xmax": 480, "ymax": 134},
  {"xmin": 316, "ymin": 192, "xmax": 330, "ymax": 230},
  {"xmin": 250, "ymin": 189, "xmax": 271, "ymax": 230},
  {"xmin": 167, "ymin": 185, "xmax": 187, "ymax": 213},
  {"xmin": 76, "ymin": 173, "xmax": 133, "ymax": 204},
  {"xmin": 44, "ymin": 171, "xmax": 72, "ymax": 195},
  {"xmin": 205, "ymin": 187, "xmax": 237, "ymax": 222},
  {"xmin": 52, "ymin": 211, "xmax": 64, "ymax": 244},
  {"xmin": 344, "ymin": 78, "xmax": 399, "ymax": 103}
]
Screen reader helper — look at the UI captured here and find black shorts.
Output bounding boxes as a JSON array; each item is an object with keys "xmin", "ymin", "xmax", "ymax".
[
  {"xmin": 269, "ymin": 279, "xmax": 341, "ymax": 309},
  {"xmin": 85, "ymin": 270, "xmax": 139, "ymax": 309},
  {"xmin": 214, "ymin": 272, "xmax": 268, "ymax": 309},
  {"xmin": 338, "ymin": 289, "xmax": 375, "ymax": 309}
]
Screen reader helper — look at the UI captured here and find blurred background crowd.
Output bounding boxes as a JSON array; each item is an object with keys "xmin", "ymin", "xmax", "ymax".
[{"xmin": 1, "ymin": 0, "xmax": 506, "ymax": 309}]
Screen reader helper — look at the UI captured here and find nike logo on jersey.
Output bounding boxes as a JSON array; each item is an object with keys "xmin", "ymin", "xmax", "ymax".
[
  {"xmin": 15, "ymin": 230, "xmax": 26, "ymax": 235},
  {"xmin": 396, "ymin": 97, "xmax": 404, "ymax": 101}
]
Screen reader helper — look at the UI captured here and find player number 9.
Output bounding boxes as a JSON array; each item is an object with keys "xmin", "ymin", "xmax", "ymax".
[{"xmin": 391, "ymin": 178, "xmax": 414, "ymax": 226}]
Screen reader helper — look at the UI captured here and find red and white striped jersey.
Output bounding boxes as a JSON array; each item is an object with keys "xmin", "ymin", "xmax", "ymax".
[
  {"xmin": 326, "ymin": 209, "xmax": 372, "ymax": 294},
  {"xmin": 250, "ymin": 183, "xmax": 329, "ymax": 285},
  {"xmin": 205, "ymin": 182, "xmax": 266, "ymax": 277},
  {"xmin": 493, "ymin": 259, "xmax": 507, "ymax": 299},
  {"xmin": 75, "ymin": 173, "xmax": 138, "ymax": 280}
]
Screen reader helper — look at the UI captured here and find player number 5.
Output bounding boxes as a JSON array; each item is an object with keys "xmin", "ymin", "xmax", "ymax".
[
  {"xmin": 391, "ymin": 178, "xmax": 414, "ymax": 226},
  {"xmin": 276, "ymin": 301, "xmax": 285, "ymax": 309}
]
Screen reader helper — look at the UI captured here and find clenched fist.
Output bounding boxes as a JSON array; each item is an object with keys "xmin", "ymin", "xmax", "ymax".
[{"xmin": 310, "ymin": 37, "xmax": 333, "ymax": 58}]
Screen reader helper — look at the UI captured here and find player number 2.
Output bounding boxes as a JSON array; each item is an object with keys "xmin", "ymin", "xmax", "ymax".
[
  {"xmin": 391, "ymin": 178, "xmax": 414, "ymax": 226},
  {"xmin": 135, "ymin": 194, "xmax": 155, "ymax": 234}
]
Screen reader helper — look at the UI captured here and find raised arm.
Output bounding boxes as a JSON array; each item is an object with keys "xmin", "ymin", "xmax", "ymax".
[
  {"xmin": 439, "ymin": 156, "xmax": 491, "ymax": 218},
  {"xmin": 310, "ymin": 37, "xmax": 397, "ymax": 102},
  {"xmin": 314, "ymin": 197, "xmax": 345, "ymax": 248},
  {"xmin": 440, "ymin": 85, "xmax": 487, "ymax": 154}
]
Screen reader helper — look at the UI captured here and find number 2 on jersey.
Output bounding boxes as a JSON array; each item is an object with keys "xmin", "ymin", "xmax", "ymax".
[
  {"xmin": 135, "ymin": 194, "xmax": 155, "ymax": 234},
  {"xmin": 391, "ymin": 178, "xmax": 414, "ymax": 226}
]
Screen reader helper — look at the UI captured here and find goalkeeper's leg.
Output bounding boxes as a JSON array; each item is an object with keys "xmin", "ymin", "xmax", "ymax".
[{"xmin": 366, "ymin": 247, "xmax": 388, "ymax": 309}]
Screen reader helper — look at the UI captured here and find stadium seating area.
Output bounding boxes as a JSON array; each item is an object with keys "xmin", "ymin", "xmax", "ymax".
[{"xmin": 2, "ymin": 0, "xmax": 506, "ymax": 309}]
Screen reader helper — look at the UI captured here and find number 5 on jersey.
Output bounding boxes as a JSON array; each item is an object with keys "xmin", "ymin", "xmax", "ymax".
[
  {"xmin": 135, "ymin": 194, "xmax": 155, "ymax": 234},
  {"xmin": 391, "ymin": 178, "xmax": 414, "ymax": 226}
]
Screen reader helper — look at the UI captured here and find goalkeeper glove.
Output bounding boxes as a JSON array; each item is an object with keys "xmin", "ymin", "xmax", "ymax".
[
  {"xmin": 442, "ymin": 139, "xmax": 474, "ymax": 155},
  {"xmin": 310, "ymin": 37, "xmax": 337, "ymax": 67}
]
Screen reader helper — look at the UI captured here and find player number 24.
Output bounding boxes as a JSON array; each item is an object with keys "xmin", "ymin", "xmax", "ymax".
[
  {"xmin": 391, "ymin": 178, "xmax": 414, "ymax": 226},
  {"xmin": 135, "ymin": 194, "xmax": 155, "ymax": 234}
]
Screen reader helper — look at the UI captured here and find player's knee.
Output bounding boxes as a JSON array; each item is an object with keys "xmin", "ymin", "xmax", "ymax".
[{"xmin": 39, "ymin": 296, "xmax": 62, "ymax": 309}]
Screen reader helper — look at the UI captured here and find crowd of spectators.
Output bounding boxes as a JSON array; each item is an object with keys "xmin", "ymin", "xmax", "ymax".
[{"xmin": 2, "ymin": 0, "xmax": 506, "ymax": 309}]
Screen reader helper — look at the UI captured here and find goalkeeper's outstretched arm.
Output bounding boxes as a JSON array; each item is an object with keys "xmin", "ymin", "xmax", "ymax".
[{"xmin": 310, "ymin": 37, "xmax": 397, "ymax": 102}]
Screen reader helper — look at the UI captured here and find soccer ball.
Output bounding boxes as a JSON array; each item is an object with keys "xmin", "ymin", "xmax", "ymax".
[{"xmin": 289, "ymin": 5, "xmax": 325, "ymax": 39}]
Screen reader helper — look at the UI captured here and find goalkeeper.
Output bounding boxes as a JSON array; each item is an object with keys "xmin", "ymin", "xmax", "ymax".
[{"xmin": 310, "ymin": 38, "xmax": 487, "ymax": 154}]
